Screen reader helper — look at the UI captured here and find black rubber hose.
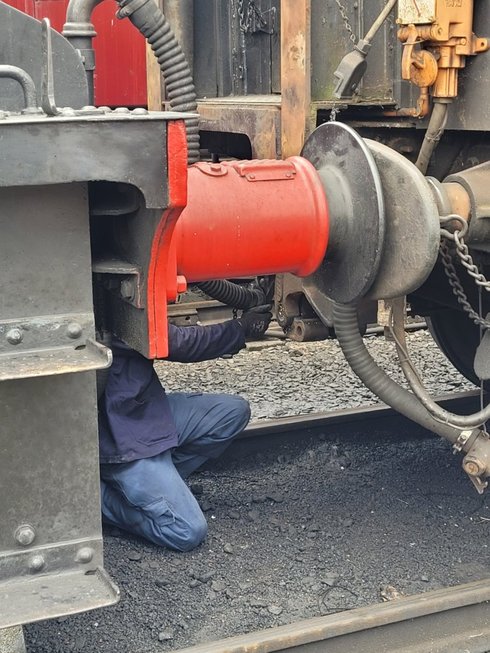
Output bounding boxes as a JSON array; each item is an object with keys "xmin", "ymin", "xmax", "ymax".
[
  {"xmin": 415, "ymin": 100, "xmax": 449, "ymax": 175},
  {"xmin": 117, "ymin": 0, "xmax": 199, "ymax": 164},
  {"xmin": 197, "ymin": 280, "xmax": 266, "ymax": 311},
  {"xmin": 332, "ymin": 302, "xmax": 477, "ymax": 445}
]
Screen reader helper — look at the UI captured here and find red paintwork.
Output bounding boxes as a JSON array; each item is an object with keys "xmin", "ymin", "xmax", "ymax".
[
  {"xmin": 5, "ymin": 0, "xmax": 147, "ymax": 106},
  {"xmin": 146, "ymin": 120, "xmax": 188, "ymax": 359},
  {"xmin": 173, "ymin": 156, "xmax": 329, "ymax": 282}
]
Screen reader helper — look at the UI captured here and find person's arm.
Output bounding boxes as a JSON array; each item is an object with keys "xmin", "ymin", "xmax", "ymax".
[{"xmin": 167, "ymin": 320, "xmax": 246, "ymax": 363}]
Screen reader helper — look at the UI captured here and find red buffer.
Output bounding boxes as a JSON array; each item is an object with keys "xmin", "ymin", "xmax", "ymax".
[{"xmin": 171, "ymin": 157, "xmax": 330, "ymax": 285}]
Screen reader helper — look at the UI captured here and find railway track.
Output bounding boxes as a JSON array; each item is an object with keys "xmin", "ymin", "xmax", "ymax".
[
  {"xmin": 230, "ymin": 389, "xmax": 483, "ymax": 454},
  {"xmin": 176, "ymin": 578, "xmax": 490, "ymax": 653}
]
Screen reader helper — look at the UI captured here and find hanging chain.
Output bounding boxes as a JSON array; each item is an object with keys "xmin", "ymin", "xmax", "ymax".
[
  {"xmin": 334, "ymin": 0, "xmax": 357, "ymax": 44},
  {"xmin": 440, "ymin": 228, "xmax": 490, "ymax": 330},
  {"xmin": 237, "ymin": 0, "xmax": 275, "ymax": 34},
  {"xmin": 330, "ymin": 0, "xmax": 360, "ymax": 119},
  {"xmin": 453, "ymin": 231, "xmax": 490, "ymax": 291}
]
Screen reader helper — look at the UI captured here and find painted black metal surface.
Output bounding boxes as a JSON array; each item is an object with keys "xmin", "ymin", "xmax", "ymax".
[
  {"xmin": 364, "ymin": 139, "xmax": 440, "ymax": 300},
  {"xmin": 301, "ymin": 121, "xmax": 385, "ymax": 305},
  {"xmin": 0, "ymin": 109, "xmax": 171, "ymax": 209}
]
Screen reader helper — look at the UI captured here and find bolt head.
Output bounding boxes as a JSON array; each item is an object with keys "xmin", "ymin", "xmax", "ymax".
[
  {"xmin": 66, "ymin": 322, "xmax": 83, "ymax": 339},
  {"xmin": 15, "ymin": 524, "xmax": 35, "ymax": 546},
  {"xmin": 6, "ymin": 328, "xmax": 23, "ymax": 345},
  {"xmin": 120, "ymin": 280, "xmax": 134, "ymax": 300}
]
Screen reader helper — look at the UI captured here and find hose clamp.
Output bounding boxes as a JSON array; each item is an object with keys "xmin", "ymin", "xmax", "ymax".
[{"xmin": 452, "ymin": 429, "xmax": 473, "ymax": 454}]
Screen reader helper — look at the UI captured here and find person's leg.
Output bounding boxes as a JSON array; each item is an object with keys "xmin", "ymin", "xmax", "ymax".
[
  {"xmin": 100, "ymin": 450, "xmax": 207, "ymax": 551},
  {"xmin": 166, "ymin": 393, "xmax": 251, "ymax": 479}
]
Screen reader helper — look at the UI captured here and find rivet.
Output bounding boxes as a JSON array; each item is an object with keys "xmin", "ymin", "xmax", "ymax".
[
  {"xmin": 66, "ymin": 322, "xmax": 83, "ymax": 339},
  {"xmin": 132, "ymin": 108, "xmax": 148, "ymax": 115},
  {"xmin": 114, "ymin": 107, "xmax": 130, "ymax": 114},
  {"xmin": 76, "ymin": 547, "xmax": 94, "ymax": 563},
  {"xmin": 29, "ymin": 554, "xmax": 45, "ymax": 572},
  {"xmin": 6, "ymin": 328, "xmax": 23, "ymax": 345},
  {"xmin": 81, "ymin": 105, "xmax": 96, "ymax": 112},
  {"xmin": 248, "ymin": 174, "xmax": 256, "ymax": 179},
  {"xmin": 15, "ymin": 524, "xmax": 35, "ymax": 546}
]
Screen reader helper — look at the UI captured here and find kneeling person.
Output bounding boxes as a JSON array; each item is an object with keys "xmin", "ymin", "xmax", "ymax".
[{"xmin": 98, "ymin": 308, "xmax": 271, "ymax": 552}]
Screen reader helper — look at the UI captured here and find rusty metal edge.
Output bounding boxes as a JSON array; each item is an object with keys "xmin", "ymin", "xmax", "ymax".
[{"xmin": 172, "ymin": 578, "xmax": 490, "ymax": 653}]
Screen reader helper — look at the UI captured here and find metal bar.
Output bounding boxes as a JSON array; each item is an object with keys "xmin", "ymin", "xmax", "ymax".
[
  {"xmin": 173, "ymin": 578, "xmax": 490, "ymax": 653},
  {"xmin": 0, "ymin": 66, "xmax": 37, "ymax": 110}
]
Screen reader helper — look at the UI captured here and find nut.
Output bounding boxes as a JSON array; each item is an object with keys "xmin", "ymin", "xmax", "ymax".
[
  {"xmin": 120, "ymin": 280, "xmax": 134, "ymax": 300},
  {"xmin": 15, "ymin": 524, "xmax": 35, "ymax": 546}
]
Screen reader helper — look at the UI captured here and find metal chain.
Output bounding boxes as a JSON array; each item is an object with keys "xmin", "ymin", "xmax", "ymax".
[
  {"xmin": 440, "ymin": 238, "xmax": 490, "ymax": 330},
  {"xmin": 237, "ymin": 0, "xmax": 247, "ymax": 31},
  {"xmin": 334, "ymin": 0, "xmax": 357, "ymax": 44},
  {"xmin": 237, "ymin": 0, "xmax": 275, "ymax": 34},
  {"xmin": 454, "ymin": 231, "xmax": 490, "ymax": 291}
]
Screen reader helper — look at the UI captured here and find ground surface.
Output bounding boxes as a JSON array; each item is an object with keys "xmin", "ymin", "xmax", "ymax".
[{"xmin": 25, "ymin": 331, "xmax": 490, "ymax": 653}]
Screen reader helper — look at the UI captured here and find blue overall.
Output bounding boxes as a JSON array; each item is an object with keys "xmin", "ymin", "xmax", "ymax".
[{"xmin": 98, "ymin": 321, "xmax": 250, "ymax": 551}]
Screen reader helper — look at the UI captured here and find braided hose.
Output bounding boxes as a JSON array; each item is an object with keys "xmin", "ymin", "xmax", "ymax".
[{"xmin": 118, "ymin": 0, "xmax": 199, "ymax": 163}]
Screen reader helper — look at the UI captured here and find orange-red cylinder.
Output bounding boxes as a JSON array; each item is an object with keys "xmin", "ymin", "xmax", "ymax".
[{"xmin": 173, "ymin": 156, "xmax": 329, "ymax": 282}]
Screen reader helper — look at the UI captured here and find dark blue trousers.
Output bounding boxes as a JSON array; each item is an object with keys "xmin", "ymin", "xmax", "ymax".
[{"xmin": 100, "ymin": 393, "xmax": 250, "ymax": 551}]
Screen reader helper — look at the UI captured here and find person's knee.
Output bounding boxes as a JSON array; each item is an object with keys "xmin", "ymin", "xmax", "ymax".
[
  {"xmin": 228, "ymin": 396, "xmax": 251, "ymax": 433},
  {"xmin": 162, "ymin": 513, "xmax": 208, "ymax": 552}
]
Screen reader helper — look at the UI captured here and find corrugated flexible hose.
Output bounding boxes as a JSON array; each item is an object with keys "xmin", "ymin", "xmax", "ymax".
[
  {"xmin": 197, "ymin": 280, "xmax": 267, "ymax": 311},
  {"xmin": 332, "ymin": 302, "xmax": 477, "ymax": 446},
  {"xmin": 117, "ymin": 0, "xmax": 199, "ymax": 164}
]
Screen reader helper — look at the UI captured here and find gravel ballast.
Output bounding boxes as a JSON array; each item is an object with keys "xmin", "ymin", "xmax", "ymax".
[{"xmin": 25, "ymin": 330, "xmax": 490, "ymax": 653}]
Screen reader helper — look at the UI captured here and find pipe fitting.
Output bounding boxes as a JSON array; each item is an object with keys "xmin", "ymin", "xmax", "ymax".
[{"xmin": 463, "ymin": 456, "xmax": 486, "ymax": 477}]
